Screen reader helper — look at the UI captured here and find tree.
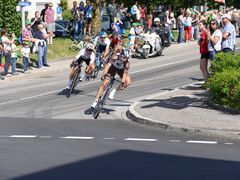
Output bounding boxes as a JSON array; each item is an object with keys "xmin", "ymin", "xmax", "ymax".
[
  {"xmin": 92, "ymin": 0, "xmax": 102, "ymax": 35},
  {"xmin": 60, "ymin": 0, "xmax": 71, "ymax": 20},
  {"xmin": 0, "ymin": 0, "xmax": 21, "ymax": 35}
]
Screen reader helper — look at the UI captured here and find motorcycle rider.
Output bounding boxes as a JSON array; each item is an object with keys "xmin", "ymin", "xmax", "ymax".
[
  {"xmin": 151, "ymin": 17, "xmax": 169, "ymax": 48},
  {"xmin": 153, "ymin": 5, "xmax": 170, "ymax": 48}
]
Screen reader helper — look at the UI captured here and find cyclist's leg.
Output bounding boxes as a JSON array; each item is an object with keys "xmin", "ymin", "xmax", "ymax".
[
  {"xmin": 108, "ymin": 69, "xmax": 131, "ymax": 99},
  {"xmin": 91, "ymin": 66, "xmax": 115, "ymax": 108},
  {"xmin": 67, "ymin": 58, "xmax": 82, "ymax": 88},
  {"xmin": 83, "ymin": 59, "xmax": 94, "ymax": 75},
  {"xmin": 95, "ymin": 53, "xmax": 100, "ymax": 68},
  {"xmin": 117, "ymin": 70, "xmax": 132, "ymax": 91}
]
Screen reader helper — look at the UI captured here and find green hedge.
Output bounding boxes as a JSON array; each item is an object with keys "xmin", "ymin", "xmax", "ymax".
[
  {"xmin": 209, "ymin": 53, "xmax": 240, "ymax": 110},
  {"xmin": 210, "ymin": 53, "xmax": 240, "ymax": 75}
]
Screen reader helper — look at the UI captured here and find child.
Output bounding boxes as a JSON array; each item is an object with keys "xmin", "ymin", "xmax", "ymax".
[
  {"xmin": 128, "ymin": 26, "xmax": 136, "ymax": 54},
  {"xmin": 11, "ymin": 33, "xmax": 19, "ymax": 75},
  {"xmin": 21, "ymin": 42, "xmax": 31, "ymax": 73}
]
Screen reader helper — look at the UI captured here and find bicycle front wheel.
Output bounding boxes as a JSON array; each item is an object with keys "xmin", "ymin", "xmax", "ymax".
[{"xmin": 67, "ymin": 70, "xmax": 80, "ymax": 98}]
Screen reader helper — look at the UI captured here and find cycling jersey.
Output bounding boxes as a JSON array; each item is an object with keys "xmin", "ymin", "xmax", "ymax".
[
  {"xmin": 94, "ymin": 36, "xmax": 110, "ymax": 53},
  {"xmin": 109, "ymin": 35, "xmax": 121, "ymax": 48},
  {"xmin": 76, "ymin": 48, "xmax": 96, "ymax": 65},
  {"xmin": 112, "ymin": 55, "xmax": 128, "ymax": 69}
]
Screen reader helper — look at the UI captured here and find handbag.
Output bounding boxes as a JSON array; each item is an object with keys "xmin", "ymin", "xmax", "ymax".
[{"xmin": 210, "ymin": 40, "xmax": 222, "ymax": 54}]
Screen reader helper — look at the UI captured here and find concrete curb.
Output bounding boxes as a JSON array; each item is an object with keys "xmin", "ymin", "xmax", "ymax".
[
  {"xmin": 126, "ymin": 83, "xmax": 240, "ymax": 139},
  {"xmin": 126, "ymin": 98, "xmax": 200, "ymax": 134},
  {"xmin": 126, "ymin": 83, "xmax": 202, "ymax": 134}
]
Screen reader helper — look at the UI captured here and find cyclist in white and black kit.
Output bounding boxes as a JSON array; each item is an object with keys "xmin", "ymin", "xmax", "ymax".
[
  {"xmin": 66, "ymin": 43, "xmax": 96, "ymax": 89},
  {"xmin": 91, "ymin": 47, "xmax": 132, "ymax": 108}
]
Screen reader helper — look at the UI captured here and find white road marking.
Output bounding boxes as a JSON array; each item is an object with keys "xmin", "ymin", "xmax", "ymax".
[
  {"xmin": 124, "ymin": 138, "xmax": 158, "ymax": 142},
  {"xmin": 0, "ymin": 135, "xmax": 235, "ymax": 146},
  {"xmin": 0, "ymin": 90, "xmax": 60, "ymax": 106},
  {"xmin": 225, "ymin": 143, "xmax": 233, "ymax": 145},
  {"xmin": 60, "ymin": 136, "xmax": 94, "ymax": 140},
  {"xmin": 132, "ymin": 57, "xmax": 198, "ymax": 74},
  {"xmin": 9, "ymin": 135, "xmax": 37, "ymax": 138},
  {"xmin": 186, "ymin": 140, "xmax": 217, "ymax": 144},
  {"xmin": 169, "ymin": 140, "xmax": 181, "ymax": 143}
]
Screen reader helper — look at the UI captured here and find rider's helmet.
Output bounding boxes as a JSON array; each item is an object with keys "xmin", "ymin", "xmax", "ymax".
[
  {"xmin": 120, "ymin": 48, "xmax": 131, "ymax": 58},
  {"xmin": 99, "ymin": 31, "xmax": 107, "ymax": 38},
  {"xmin": 86, "ymin": 43, "xmax": 94, "ymax": 51}
]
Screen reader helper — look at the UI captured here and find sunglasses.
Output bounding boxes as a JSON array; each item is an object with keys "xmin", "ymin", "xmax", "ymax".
[
  {"xmin": 120, "ymin": 55, "xmax": 127, "ymax": 59},
  {"xmin": 86, "ymin": 48, "xmax": 93, "ymax": 52}
]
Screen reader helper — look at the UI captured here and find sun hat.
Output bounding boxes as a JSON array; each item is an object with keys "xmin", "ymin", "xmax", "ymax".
[
  {"xmin": 222, "ymin": 14, "xmax": 231, "ymax": 20},
  {"xmin": 25, "ymin": 19, "xmax": 31, "ymax": 25}
]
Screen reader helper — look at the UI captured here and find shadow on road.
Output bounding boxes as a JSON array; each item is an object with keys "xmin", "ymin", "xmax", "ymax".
[
  {"xmin": 12, "ymin": 150, "xmax": 240, "ymax": 180},
  {"xmin": 140, "ymin": 85, "xmax": 210, "ymax": 110}
]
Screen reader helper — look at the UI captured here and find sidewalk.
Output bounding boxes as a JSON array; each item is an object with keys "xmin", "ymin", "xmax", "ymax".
[
  {"xmin": 127, "ymin": 83, "xmax": 240, "ymax": 140},
  {"xmin": 0, "ymin": 58, "xmax": 73, "ymax": 83}
]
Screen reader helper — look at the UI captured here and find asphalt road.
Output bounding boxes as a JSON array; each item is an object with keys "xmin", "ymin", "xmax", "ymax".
[{"xmin": 0, "ymin": 42, "xmax": 240, "ymax": 180}]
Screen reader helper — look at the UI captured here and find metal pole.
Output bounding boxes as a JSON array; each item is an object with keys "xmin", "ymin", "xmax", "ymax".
[
  {"xmin": 224, "ymin": 0, "xmax": 226, "ymax": 13},
  {"xmin": 21, "ymin": 0, "xmax": 25, "ymax": 30}
]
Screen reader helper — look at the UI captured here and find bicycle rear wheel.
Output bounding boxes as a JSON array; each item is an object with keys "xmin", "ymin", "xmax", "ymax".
[{"xmin": 93, "ymin": 101, "xmax": 102, "ymax": 119}]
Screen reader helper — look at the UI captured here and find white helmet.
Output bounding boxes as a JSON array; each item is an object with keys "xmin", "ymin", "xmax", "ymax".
[
  {"xmin": 86, "ymin": 43, "xmax": 94, "ymax": 51},
  {"xmin": 154, "ymin": 17, "xmax": 160, "ymax": 22},
  {"xmin": 120, "ymin": 48, "xmax": 131, "ymax": 58}
]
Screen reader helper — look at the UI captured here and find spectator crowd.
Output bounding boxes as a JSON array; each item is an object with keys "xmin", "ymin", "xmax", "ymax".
[
  {"xmin": 0, "ymin": 2, "xmax": 55, "ymax": 78},
  {"xmin": 0, "ymin": 0, "xmax": 239, "ymax": 81}
]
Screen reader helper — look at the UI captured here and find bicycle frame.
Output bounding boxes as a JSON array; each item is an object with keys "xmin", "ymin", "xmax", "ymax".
[
  {"xmin": 93, "ymin": 74, "xmax": 122, "ymax": 119},
  {"xmin": 67, "ymin": 64, "xmax": 82, "ymax": 98}
]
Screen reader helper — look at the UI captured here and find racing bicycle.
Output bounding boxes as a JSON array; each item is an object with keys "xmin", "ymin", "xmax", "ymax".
[
  {"xmin": 93, "ymin": 74, "xmax": 122, "ymax": 119},
  {"xmin": 66, "ymin": 63, "xmax": 82, "ymax": 98},
  {"xmin": 92, "ymin": 53, "xmax": 108, "ymax": 78}
]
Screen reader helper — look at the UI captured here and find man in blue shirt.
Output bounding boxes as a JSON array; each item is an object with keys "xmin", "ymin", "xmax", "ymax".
[
  {"xmin": 221, "ymin": 14, "xmax": 236, "ymax": 53},
  {"xmin": 84, "ymin": 0, "xmax": 93, "ymax": 35}
]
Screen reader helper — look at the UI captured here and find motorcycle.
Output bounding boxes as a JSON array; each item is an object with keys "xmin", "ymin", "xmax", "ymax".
[{"xmin": 138, "ymin": 32, "xmax": 163, "ymax": 59}]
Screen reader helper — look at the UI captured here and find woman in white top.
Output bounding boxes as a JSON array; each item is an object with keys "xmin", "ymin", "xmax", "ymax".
[
  {"xmin": 202, "ymin": 19, "xmax": 222, "ymax": 60},
  {"xmin": 1, "ymin": 29, "xmax": 14, "ymax": 77}
]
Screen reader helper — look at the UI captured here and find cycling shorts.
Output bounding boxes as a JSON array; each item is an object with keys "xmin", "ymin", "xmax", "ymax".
[{"xmin": 107, "ymin": 64, "xmax": 125, "ymax": 78}]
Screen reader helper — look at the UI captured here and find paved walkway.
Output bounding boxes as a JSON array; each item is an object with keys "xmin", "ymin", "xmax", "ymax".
[
  {"xmin": 127, "ymin": 83, "xmax": 240, "ymax": 140},
  {"xmin": 0, "ymin": 58, "xmax": 72, "ymax": 83}
]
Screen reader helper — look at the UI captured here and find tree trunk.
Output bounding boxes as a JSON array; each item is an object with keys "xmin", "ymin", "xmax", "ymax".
[{"xmin": 92, "ymin": 0, "xmax": 102, "ymax": 35}]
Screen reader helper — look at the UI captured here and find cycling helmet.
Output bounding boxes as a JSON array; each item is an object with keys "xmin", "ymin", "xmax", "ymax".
[
  {"xmin": 99, "ymin": 31, "xmax": 107, "ymax": 38},
  {"xmin": 153, "ymin": 17, "xmax": 160, "ymax": 22},
  {"xmin": 86, "ymin": 43, "xmax": 94, "ymax": 51},
  {"xmin": 120, "ymin": 48, "xmax": 131, "ymax": 58}
]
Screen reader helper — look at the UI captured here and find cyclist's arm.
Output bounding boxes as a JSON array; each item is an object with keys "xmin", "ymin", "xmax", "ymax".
[
  {"xmin": 93, "ymin": 36, "xmax": 99, "ymax": 49},
  {"xmin": 124, "ymin": 60, "xmax": 130, "ymax": 71},
  {"xmin": 102, "ymin": 54, "xmax": 116, "ymax": 75},
  {"xmin": 103, "ymin": 39, "xmax": 111, "ymax": 58}
]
